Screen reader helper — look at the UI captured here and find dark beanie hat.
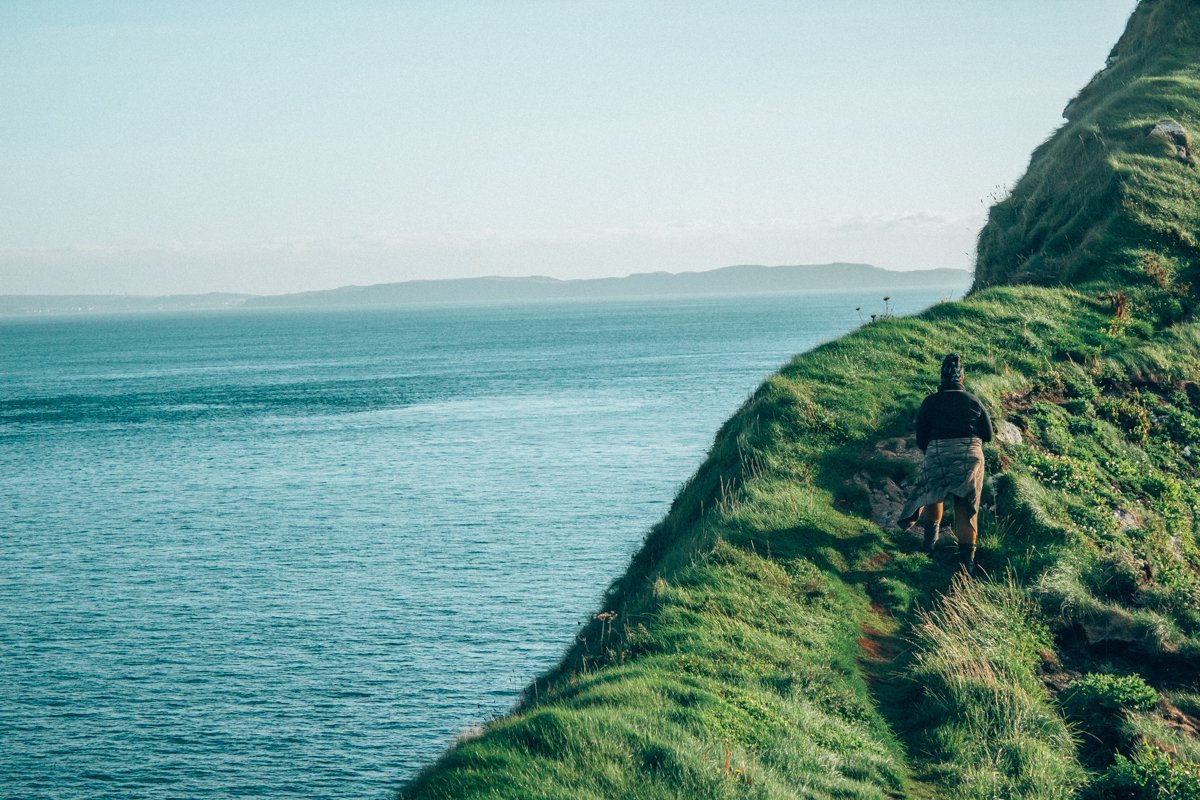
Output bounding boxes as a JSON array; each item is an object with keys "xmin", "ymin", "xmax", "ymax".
[{"xmin": 941, "ymin": 353, "xmax": 964, "ymax": 384}]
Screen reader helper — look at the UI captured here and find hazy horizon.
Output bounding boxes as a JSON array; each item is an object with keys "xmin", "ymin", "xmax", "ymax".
[
  {"xmin": 2, "ymin": 1, "xmax": 1137, "ymax": 295},
  {"xmin": 3, "ymin": 261, "xmax": 971, "ymax": 300}
]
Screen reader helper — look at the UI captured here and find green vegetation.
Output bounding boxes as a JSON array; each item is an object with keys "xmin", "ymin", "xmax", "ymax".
[
  {"xmin": 1082, "ymin": 744, "xmax": 1200, "ymax": 800},
  {"xmin": 401, "ymin": 1, "xmax": 1200, "ymax": 797},
  {"xmin": 976, "ymin": 0, "xmax": 1200, "ymax": 292},
  {"xmin": 1061, "ymin": 673, "xmax": 1159, "ymax": 767}
]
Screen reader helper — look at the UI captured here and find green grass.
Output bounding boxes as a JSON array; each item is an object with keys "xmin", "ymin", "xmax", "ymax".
[
  {"xmin": 401, "ymin": 3, "xmax": 1200, "ymax": 797},
  {"xmin": 402, "ymin": 284, "xmax": 1200, "ymax": 799},
  {"xmin": 907, "ymin": 574, "xmax": 1082, "ymax": 798},
  {"xmin": 975, "ymin": 0, "xmax": 1200, "ymax": 293}
]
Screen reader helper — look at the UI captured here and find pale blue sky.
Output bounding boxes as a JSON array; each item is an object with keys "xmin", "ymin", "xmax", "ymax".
[{"xmin": 1, "ymin": 1, "xmax": 1138, "ymax": 294}]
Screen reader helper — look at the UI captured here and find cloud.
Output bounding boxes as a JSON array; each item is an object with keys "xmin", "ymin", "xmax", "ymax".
[
  {"xmin": 2, "ymin": 210, "xmax": 984, "ymax": 257},
  {"xmin": 0, "ymin": 211, "xmax": 986, "ymax": 295}
]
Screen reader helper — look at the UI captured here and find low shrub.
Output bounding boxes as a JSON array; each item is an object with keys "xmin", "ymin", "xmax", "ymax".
[
  {"xmin": 1062, "ymin": 673, "xmax": 1158, "ymax": 720},
  {"xmin": 1098, "ymin": 394, "xmax": 1153, "ymax": 443},
  {"xmin": 1061, "ymin": 673, "xmax": 1158, "ymax": 764},
  {"xmin": 1081, "ymin": 743, "xmax": 1200, "ymax": 799}
]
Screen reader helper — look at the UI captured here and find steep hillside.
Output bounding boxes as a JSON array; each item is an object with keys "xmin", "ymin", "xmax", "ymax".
[
  {"xmin": 400, "ymin": 3, "xmax": 1200, "ymax": 798},
  {"xmin": 975, "ymin": 0, "xmax": 1200, "ymax": 292}
]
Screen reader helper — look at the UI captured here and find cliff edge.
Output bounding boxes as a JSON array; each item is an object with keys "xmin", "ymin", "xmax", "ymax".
[
  {"xmin": 401, "ymin": 3, "xmax": 1200, "ymax": 797},
  {"xmin": 975, "ymin": 0, "xmax": 1200, "ymax": 291}
]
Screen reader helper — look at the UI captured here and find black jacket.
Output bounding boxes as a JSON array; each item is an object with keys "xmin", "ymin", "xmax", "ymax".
[{"xmin": 915, "ymin": 382, "xmax": 994, "ymax": 451}]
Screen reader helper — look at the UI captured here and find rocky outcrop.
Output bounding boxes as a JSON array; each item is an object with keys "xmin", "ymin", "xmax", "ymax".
[{"xmin": 1151, "ymin": 119, "xmax": 1192, "ymax": 162}]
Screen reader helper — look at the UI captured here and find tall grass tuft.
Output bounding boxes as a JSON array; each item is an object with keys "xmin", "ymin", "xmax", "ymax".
[{"xmin": 910, "ymin": 574, "xmax": 1084, "ymax": 799}]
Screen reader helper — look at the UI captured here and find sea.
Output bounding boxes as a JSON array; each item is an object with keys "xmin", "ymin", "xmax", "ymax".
[{"xmin": 0, "ymin": 287, "xmax": 960, "ymax": 798}]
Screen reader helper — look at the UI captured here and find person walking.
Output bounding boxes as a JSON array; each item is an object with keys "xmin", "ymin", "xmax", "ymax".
[{"xmin": 898, "ymin": 353, "xmax": 994, "ymax": 575}]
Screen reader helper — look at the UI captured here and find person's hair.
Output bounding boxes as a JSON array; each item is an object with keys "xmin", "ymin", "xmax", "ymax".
[{"xmin": 941, "ymin": 353, "xmax": 964, "ymax": 385}]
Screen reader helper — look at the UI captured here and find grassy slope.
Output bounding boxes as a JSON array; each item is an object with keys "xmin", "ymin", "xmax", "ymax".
[
  {"xmin": 975, "ymin": 0, "xmax": 1200, "ymax": 291},
  {"xmin": 402, "ymin": 2, "xmax": 1200, "ymax": 797}
]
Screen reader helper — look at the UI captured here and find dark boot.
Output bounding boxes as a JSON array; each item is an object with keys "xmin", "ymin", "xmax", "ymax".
[
  {"xmin": 920, "ymin": 520, "xmax": 940, "ymax": 554},
  {"xmin": 959, "ymin": 541, "xmax": 977, "ymax": 576}
]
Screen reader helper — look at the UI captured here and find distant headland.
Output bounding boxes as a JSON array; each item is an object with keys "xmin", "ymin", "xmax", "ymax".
[{"xmin": 0, "ymin": 263, "xmax": 969, "ymax": 315}]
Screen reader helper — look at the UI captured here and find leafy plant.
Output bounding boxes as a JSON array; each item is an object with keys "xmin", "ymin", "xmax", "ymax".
[
  {"xmin": 1082, "ymin": 743, "xmax": 1200, "ymax": 799},
  {"xmin": 1024, "ymin": 450, "xmax": 1097, "ymax": 493},
  {"xmin": 1061, "ymin": 673, "xmax": 1158, "ymax": 764},
  {"xmin": 1062, "ymin": 673, "xmax": 1158, "ymax": 720},
  {"xmin": 1098, "ymin": 394, "xmax": 1152, "ymax": 443}
]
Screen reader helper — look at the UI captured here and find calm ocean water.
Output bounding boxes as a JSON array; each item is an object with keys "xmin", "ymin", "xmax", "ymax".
[{"xmin": 1, "ymin": 289, "xmax": 958, "ymax": 798}]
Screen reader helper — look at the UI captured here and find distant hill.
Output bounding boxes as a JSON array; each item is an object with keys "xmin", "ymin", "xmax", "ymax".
[
  {"xmin": 244, "ymin": 264, "xmax": 968, "ymax": 308},
  {"xmin": 0, "ymin": 292, "xmax": 252, "ymax": 316},
  {"xmin": 0, "ymin": 264, "xmax": 969, "ymax": 315}
]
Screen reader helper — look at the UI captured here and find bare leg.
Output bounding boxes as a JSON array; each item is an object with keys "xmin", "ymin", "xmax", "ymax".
[
  {"xmin": 953, "ymin": 494, "xmax": 978, "ymax": 575},
  {"xmin": 918, "ymin": 502, "xmax": 943, "ymax": 554}
]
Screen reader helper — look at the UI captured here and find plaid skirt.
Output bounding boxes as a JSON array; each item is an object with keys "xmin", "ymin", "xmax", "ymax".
[{"xmin": 898, "ymin": 436, "xmax": 985, "ymax": 526}]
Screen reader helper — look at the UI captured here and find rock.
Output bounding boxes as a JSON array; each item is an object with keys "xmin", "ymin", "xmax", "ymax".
[
  {"xmin": 873, "ymin": 436, "xmax": 923, "ymax": 464},
  {"xmin": 1153, "ymin": 119, "xmax": 1188, "ymax": 137},
  {"xmin": 1080, "ymin": 607, "xmax": 1141, "ymax": 645},
  {"xmin": 996, "ymin": 420, "xmax": 1023, "ymax": 446},
  {"xmin": 852, "ymin": 472, "xmax": 908, "ymax": 530},
  {"xmin": 1114, "ymin": 508, "xmax": 1141, "ymax": 532},
  {"xmin": 1151, "ymin": 118, "xmax": 1192, "ymax": 162},
  {"xmin": 1079, "ymin": 607, "xmax": 1179, "ymax": 655},
  {"xmin": 850, "ymin": 436, "xmax": 923, "ymax": 530}
]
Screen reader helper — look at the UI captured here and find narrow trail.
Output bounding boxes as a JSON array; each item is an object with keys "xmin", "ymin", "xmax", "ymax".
[{"xmin": 853, "ymin": 527, "xmax": 973, "ymax": 799}]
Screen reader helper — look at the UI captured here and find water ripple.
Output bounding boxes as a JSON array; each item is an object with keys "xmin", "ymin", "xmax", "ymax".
[{"xmin": 0, "ymin": 292, "xmax": 955, "ymax": 798}]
